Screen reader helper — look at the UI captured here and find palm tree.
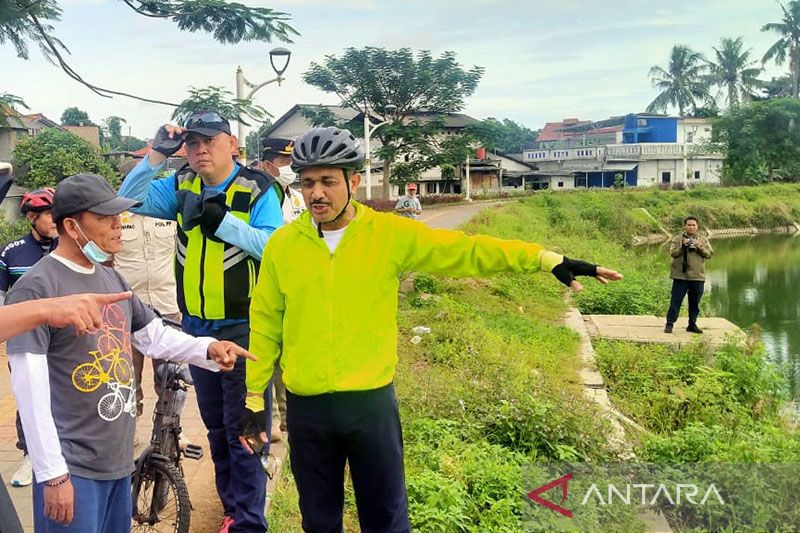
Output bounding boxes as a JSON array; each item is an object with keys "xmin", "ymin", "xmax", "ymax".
[
  {"xmin": 647, "ymin": 45, "xmax": 711, "ymax": 116},
  {"xmin": 762, "ymin": 0, "xmax": 800, "ymax": 98},
  {"xmin": 0, "ymin": 93, "xmax": 28, "ymax": 128},
  {"xmin": 707, "ymin": 37, "xmax": 764, "ymax": 107}
]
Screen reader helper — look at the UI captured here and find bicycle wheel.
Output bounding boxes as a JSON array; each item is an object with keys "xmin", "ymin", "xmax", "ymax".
[
  {"xmin": 113, "ymin": 357, "xmax": 133, "ymax": 385},
  {"xmin": 98, "ymin": 333, "xmax": 123, "ymax": 357},
  {"xmin": 98, "ymin": 392, "xmax": 123, "ymax": 422},
  {"xmin": 72, "ymin": 363, "xmax": 103, "ymax": 392},
  {"xmin": 131, "ymin": 460, "xmax": 190, "ymax": 533}
]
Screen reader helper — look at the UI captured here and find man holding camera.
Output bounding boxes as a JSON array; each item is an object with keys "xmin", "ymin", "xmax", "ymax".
[{"xmin": 665, "ymin": 216, "xmax": 714, "ymax": 334}]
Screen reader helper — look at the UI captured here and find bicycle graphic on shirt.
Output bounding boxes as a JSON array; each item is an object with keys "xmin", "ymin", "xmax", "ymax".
[
  {"xmin": 70, "ymin": 303, "xmax": 134, "ymax": 393},
  {"xmin": 97, "ymin": 380, "xmax": 137, "ymax": 421}
]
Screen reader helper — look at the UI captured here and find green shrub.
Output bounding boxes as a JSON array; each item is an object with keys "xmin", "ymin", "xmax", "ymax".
[
  {"xmin": 12, "ymin": 129, "xmax": 120, "ymax": 189},
  {"xmin": 0, "ymin": 211, "xmax": 29, "ymax": 245},
  {"xmin": 414, "ymin": 273, "xmax": 442, "ymax": 294}
]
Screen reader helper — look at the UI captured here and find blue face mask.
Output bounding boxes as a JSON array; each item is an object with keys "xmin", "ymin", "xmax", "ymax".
[{"xmin": 72, "ymin": 220, "xmax": 110, "ymax": 264}]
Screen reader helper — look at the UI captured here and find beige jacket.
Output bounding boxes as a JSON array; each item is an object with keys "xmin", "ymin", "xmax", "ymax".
[
  {"xmin": 669, "ymin": 233, "xmax": 713, "ymax": 281},
  {"xmin": 114, "ymin": 212, "xmax": 179, "ymax": 315}
]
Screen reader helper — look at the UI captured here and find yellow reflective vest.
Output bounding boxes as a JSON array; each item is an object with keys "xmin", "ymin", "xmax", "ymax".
[
  {"xmin": 245, "ymin": 202, "xmax": 564, "ymax": 409},
  {"xmin": 174, "ymin": 165, "xmax": 274, "ymax": 320}
]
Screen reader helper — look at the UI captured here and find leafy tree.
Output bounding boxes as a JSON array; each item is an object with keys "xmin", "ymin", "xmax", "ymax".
[
  {"xmin": 1, "ymin": 0, "xmax": 297, "ymax": 105},
  {"xmin": 12, "ymin": 128, "xmax": 119, "ymax": 188},
  {"xmin": 762, "ymin": 0, "xmax": 800, "ymax": 98},
  {"xmin": 715, "ymin": 98, "xmax": 800, "ymax": 183},
  {"xmin": 466, "ymin": 117, "xmax": 538, "ymax": 153},
  {"xmin": 760, "ymin": 75, "xmax": 793, "ymax": 98},
  {"xmin": 101, "ymin": 115, "xmax": 126, "ymax": 151},
  {"xmin": 121, "ymin": 135, "xmax": 147, "ymax": 152},
  {"xmin": 171, "ymin": 86, "xmax": 268, "ymax": 127},
  {"xmin": 707, "ymin": 37, "xmax": 763, "ymax": 107},
  {"xmin": 647, "ymin": 45, "xmax": 711, "ymax": 116},
  {"xmin": 0, "ymin": 92, "xmax": 27, "ymax": 127},
  {"xmin": 303, "ymin": 47, "xmax": 484, "ymax": 197},
  {"xmin": 245, "ymin": 121, "xmax": 274, "ymax": 162},
  {"xmin": 60, "ymin": 106, "xmax": 92, "ymax": 126},
  {"xmin": 691, "ymin": 104, "xmax": 721, "ymax": 118}
]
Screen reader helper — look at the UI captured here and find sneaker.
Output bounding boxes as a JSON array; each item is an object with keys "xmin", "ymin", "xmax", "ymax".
[
  {"xmin": 218, "ymin": 516, "xmax": 234, "ymax": 533},
  {"xmin": 11, "ymin": 456, "xmax": 32, "ymax": 487},
  {"xmin": 663, "ymin": 323, "xmax": 673, "ymax": 334},
  {"xmin": 686, "ymin": 324, "xmax": 703, "ymax": 334}
]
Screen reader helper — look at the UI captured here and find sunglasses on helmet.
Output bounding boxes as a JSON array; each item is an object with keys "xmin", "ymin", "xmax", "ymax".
[{"xmin": 184, "ymin": 112, "xmax": 229, "ymax": 129}]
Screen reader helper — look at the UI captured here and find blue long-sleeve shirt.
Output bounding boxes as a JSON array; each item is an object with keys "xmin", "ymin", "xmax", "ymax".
[
  {"xmin": 119, "ymin": 157, "xmax": 282, "ymax": 259},
  {"xmin": 118, "ymin": 156, "xmax": 283, "ymax": 334}
]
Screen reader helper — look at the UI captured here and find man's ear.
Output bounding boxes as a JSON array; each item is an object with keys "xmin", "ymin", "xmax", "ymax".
[
  {"xmin": 262, "ymin": 160, "xmax": 278, "ymax": 175},
  {"xmin": 26, "ymin": 212, "xmax": 37, "ymax": 224},
  {"xmin": 61, "ymin": 216, "xmax": 81, "ymax": 241},
  {"xmin": 349, "ymin": 171, "xmax": 362, "ymax": 191}
]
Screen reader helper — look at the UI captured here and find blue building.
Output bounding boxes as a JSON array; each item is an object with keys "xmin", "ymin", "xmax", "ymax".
[{"xmin": 622, "ymin": 114, "xmax": 678, "ymax": 144}]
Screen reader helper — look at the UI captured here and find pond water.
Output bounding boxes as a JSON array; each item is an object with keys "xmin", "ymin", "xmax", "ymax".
[{"xmin": 702, "ymin": 235, "xmax": 800, "ymax": 399}]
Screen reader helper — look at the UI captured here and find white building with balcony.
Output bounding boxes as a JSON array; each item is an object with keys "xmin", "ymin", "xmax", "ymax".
[{"xmin": 522, "ymin": 114, "xmax": 723, "ymax": 189}]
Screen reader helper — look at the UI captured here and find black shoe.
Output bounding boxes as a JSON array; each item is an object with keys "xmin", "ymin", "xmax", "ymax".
[
  {"xmin": 664, "ymin": 324, "xmax": 673, "ymax": 333},
  {"xmin": 686, "ymin": 324, "xmax": 703, "ymax": 334}
]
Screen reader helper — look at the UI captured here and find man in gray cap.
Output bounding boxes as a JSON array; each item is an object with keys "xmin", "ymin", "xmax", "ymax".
[{"xmin": 5, "ymin": 173, "xmax": 255, "ymax": 532}]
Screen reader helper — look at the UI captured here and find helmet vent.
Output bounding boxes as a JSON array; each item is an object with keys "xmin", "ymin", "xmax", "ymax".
[{"xmin": 327, "ymin": 142, "xmax": 347, "ymax": 158}]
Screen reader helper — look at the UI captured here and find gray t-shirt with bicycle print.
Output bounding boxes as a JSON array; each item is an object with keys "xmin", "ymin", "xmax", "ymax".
[{"xmin": 7, "ymin": 255, "xmax": 155, "ymax": 481}]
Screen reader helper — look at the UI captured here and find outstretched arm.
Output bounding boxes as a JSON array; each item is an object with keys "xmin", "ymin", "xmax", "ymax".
[
  {"xmin": 0, "ymin": 292, "xmax": 132, "ymax": 341},
  {"xmin": 395, "ymin": 218, "xmax": 622, "ymax": 291},
  {"xmin": 132, "ymin": 318, "xmax": 256, "ymax": 372}
]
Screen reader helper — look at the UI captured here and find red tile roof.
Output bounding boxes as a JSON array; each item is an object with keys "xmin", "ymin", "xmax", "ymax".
[{"xmin": 536, "ymin": 119, "xmax": 592, "ymax": 142}]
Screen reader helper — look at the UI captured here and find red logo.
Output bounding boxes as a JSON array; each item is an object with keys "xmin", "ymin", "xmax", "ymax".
[{"xmin": 527, "ymin": 472, "xmax": 573, "ymax": 518}]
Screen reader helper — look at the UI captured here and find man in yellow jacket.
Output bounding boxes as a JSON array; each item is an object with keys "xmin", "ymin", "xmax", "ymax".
[{"xmin": 241, "ymin": 127, "xmax": 622, "ymax": 532}]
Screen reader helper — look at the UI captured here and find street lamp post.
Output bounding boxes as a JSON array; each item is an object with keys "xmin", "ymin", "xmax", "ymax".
[
  {"xmin": 235, "ymin": 47, "xmax": 291, "ymax": 161},
  {"xmin": 363, "ymin": 104, "xmax": 397, "ymax": 201},
  {"xmin": 465, "ymin": 155, "xmax": 471, "ymax": 201}
]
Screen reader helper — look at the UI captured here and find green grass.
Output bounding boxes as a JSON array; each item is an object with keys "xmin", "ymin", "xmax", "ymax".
[{"xmin": 267, "ymin": 183, "xmax": 800, "ymax": 531}]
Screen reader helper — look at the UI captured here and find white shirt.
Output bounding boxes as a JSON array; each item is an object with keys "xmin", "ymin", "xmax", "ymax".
[{"xmin": 321, "ymin": 227, "xmax": 346, "ymax": 254}]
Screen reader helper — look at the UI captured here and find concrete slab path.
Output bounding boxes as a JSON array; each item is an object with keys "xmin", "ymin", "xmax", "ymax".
[{"xmin": 584, "ymin": 315, "xmax": 743, "ymax": 347}]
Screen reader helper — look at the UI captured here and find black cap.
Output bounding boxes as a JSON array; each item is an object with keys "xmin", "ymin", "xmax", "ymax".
[
  {"xmin": 260, "ymin": 137, "xmax": 294, "ymax": 159},
  {"xmin": 183, "ymin": 110, "xmax": 232, "ymax": 138},
  {"xmin": 53, "ymin": 173, "xmax": 141, "ymax": 222}
]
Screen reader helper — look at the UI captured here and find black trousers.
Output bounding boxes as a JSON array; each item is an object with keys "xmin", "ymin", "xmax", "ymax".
[
  {"xmin": 666, "ymin": 279, "xmax": 705, "ymax": 326},
  {"xmin": 287, "ymin": 384, "xmax": 410, "ymax": 533}
]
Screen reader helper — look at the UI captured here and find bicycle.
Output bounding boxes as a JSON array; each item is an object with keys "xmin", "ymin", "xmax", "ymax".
[
  {"xmin": 98, "ymin": 380, "xmax": 137, "ymax": 422},
  {"xmin": 131, "ymin": 317, "xmax": 204, "ymax": 533},
  {"xmin": 72, "ymin": 335, "xmax": 133, "ymax": 392}
]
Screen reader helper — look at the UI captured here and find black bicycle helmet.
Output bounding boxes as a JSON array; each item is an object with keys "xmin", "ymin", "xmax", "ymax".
[{"xmin": 291, "ymin": 127, "xmax": 365, "ymax": 171}]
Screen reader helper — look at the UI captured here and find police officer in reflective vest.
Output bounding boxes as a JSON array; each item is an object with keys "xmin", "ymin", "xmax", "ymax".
[{"xmin": 119, "ymin": 110, "xmax": 282, "ymax": 533}]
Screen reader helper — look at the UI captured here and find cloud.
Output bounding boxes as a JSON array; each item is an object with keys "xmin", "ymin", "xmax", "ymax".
[{"xmin": 0, "ymin": 0, "xmax": 787, "ymax": 141}]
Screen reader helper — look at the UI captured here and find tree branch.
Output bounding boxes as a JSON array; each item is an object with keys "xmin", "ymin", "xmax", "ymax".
[
  {"xmin": 120, "ymin": 0, "xmax": 172, "ymax": 18},
  {"xmin": 28, "ymin": 11, "xmax": 178, "ymax": 106}
]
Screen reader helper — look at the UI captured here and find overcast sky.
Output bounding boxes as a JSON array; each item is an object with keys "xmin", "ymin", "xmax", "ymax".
[{"xmin": 1, "ymin": 0, "xmax": 786, "ymax": 139}]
